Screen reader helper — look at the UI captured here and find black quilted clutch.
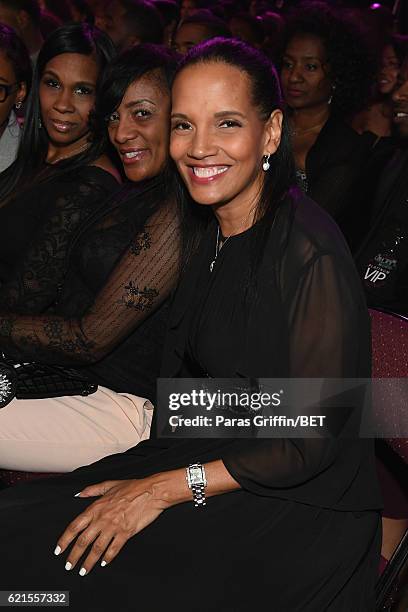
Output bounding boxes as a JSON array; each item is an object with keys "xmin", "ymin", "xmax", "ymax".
[{"xmin": 0, "ymin": 361, "xmax": 98, "ymax": 408}]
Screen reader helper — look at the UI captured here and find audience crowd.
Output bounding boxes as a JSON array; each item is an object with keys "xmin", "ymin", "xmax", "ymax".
[{"xmin": 0, "ymin": 0, "xmax": 406, "ymax": 609}]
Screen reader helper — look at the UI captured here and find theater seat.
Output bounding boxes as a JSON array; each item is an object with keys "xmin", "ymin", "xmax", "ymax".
[
  {"xmin": 369, "ymin": 309, "xmax": 408, "ymax": 607},
  {"xmin": 0, "ymin": 469, "xmax": 62, "ymax": 487},
  {"xmin": 376, "ymin": 529, "xmax": 408, "ymax": 611},
  {"xmin": 370, "ymin": 307, "xmax": 408, "ymax": 464}
]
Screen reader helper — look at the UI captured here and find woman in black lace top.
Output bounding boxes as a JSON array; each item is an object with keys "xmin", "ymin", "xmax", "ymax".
[
  {"xmin": 0, "ymin": 45, "xmax": 181, "ymax": 473},
  {"xmin": 0, "ymin": 23, "xmax": 119, "ymax": 308},
  {"xmin": 0, "ymin": 40, "xmax": 381, "ymax": 611}
]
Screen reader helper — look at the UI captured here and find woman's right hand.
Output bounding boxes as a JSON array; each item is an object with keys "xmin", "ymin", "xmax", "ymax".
[{"xmin": 54, "ymin": 477, "xmax": 170, "ymax": 576}]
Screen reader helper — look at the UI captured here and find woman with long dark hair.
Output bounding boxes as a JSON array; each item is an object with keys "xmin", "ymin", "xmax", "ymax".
[
  {"xmin": 0, "ymin": 39, "xmax": 381, "ymax": 610},
  {"xmin": 0, "ymin": 22, "xmax": 119, "ymax": 299},
  {"xmin": 0, "ymin": 44, "xmax": 180, "ymax": 474},
  {"xmin": 0, "ymin": 23, "xmax": 31, "ymax": 172}
]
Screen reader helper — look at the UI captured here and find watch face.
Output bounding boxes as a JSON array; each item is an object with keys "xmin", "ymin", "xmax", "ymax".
[{"xmin": 190, "ymin": 466, "xmax": 203, "ymax": 485}]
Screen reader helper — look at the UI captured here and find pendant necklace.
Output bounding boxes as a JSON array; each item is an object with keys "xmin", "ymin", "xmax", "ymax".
[
  {"xmin": 210, "ymin": 226, "xmax": 231, "ymax": 272},
  {"xmin": 209, "ymin": 204, "xmax": 258, "ymax": 272}
]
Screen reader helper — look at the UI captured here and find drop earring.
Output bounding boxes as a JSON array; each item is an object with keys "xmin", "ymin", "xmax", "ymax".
[
  {"xmin": 328, "ymin": 84, "xmax": 336, "ymax": 105},
  {"xmin": 14, "ymin": 101, "xmax": 22, "ymax": 110},
  {"xmin": 262, "ymin": 154, "xmax": 271, "ymax": 172}
]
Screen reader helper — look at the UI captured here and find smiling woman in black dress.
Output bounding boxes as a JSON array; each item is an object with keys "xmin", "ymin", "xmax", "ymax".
[{"xmin": 0, "ymin": 39, "xmax": 381, "ymax": 611}]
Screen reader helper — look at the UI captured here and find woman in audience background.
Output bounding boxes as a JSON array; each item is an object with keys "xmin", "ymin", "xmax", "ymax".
[
  {"xmin": 39, "ymin": 0, "xmax": 74, "ymax": 24},
  {"xmin": 0, "ymin": 38, "xmax": 381, "ymax": 612},
  {"xmin": 0, "ymin": 44, "xmax": 180, "ymax": 475},
  {"xmin": 345, "ymin": 36, "xmax": 408, "ymax": 252},
  {"xmin": 228, "ymin": 12, "xmax": 264, "ymax": 48},
  {"xmin": 352, "ymin": 34, "xmax": 408, "ymax": 142},
  {"xmin": 70, "ymin": 0, "xmax": 94, "ymax": 24},
  {"xmin": 280, "ymin": 2, "xmax": 374, "ymax": 241},
  {"xmin": 0, "ymin": 23, "xmax": 31, "ymax": 172},
  {"xmin": 172, "ymin": 9, "xmax": 231, "ymax": 55},
  {"xmin": 0, "ymin": 23, "xmax": 118, "ymax": 307}
]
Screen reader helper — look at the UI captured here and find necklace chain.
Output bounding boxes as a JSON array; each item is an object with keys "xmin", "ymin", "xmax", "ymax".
[
  {"xmin": 209, "ymin": 205, "xmax": 257, "ymax": 272},
  {"xmin": 291, "ymin": 119, "xmax": 327, "ymax": 137},
  {"xmin": 210, "ymin": 227, "xmax": 231, "ymax": 272},
  {"xmin": 47, "ymin": 141, "xmax": 90, "ymax": 164}
]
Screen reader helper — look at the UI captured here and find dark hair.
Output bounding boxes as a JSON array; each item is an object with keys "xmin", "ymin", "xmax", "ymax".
[
  {"xmin": 0, "ymin": 22, "xmax": 32, "ymax": 94},
  {"xmin": 154, "ymin": 0, "xmax": 180, "ymax": 26},
  {"xmin": 0, "ymin": 22, "xmax": 116, "ymax": 203},
  {"xmin": 120, "ymin": 0, "xmax": 164, "ymax": 45},
  {"xmin": 260, "ymin": 11, "xmax": 286, "ymax": 62},
  {"xmin": 283, "ymin": 1, "xmax": 376, "ymax": 117},
  {"xmin": 43, "ymin": 0, "xmax": 73, "ymax": 23},
  {"xmin": 0, "ymin": 0, "xmax": 41, "ymax": 26},
  {"xmin": 387, "ymin": 34, "xmax": 408, "ymax": 66},
  {"xmin": 39, "ymin": 10, "xmax": 62, "ymax": 38},
  {"xmin": 173, "ymin": 38, "xmax": 295, "ymax": 271},
  {"xmin": 93, "ymin": 43, "xmax": 177, "ymax": 172},
  {"xmin": 94, "ymin": 43, "xmax": 177, "ymax": 131},
  {"xmin": 69, "ymin": 0, "xmax": 94, "ymax": 24},
  {"xmin": 229, "ymin": 12, "xmax": 265, "ymax": 47},
  {"xmin": 178, "ymin": 10, "xmax": 231, "ymax": 39}
]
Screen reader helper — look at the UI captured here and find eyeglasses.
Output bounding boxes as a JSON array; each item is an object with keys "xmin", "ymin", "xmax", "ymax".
[{"xmin": 0, "ymin": 82, "xmax": 20, "ymax": 104}]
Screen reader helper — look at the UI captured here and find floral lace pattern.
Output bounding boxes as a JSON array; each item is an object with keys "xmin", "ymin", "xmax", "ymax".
[
  {"xmin": 0, "ymin": 168, "xmax": 118, "ymax": 315},
  {"xmin": 130, "ymin": 231, "xmax": 151, "ymax": 256},
  {"xmin": 0, "ymin": 200, "xmax": 181, "ymax": 366},
  {"xmin": 121, "ymin": 280, "xmax": 159, "ymax": 310}
]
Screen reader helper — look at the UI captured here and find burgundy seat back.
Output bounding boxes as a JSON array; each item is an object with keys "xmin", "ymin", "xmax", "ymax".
[{"xmin": 370, "ymin": 308, "xmax": 408, "ymax": 464}]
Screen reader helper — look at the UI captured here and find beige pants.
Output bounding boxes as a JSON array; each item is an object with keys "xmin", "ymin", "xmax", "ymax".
[{"xmin": 0, "ymin": 386, "xmax": 152, "ymax": 473}]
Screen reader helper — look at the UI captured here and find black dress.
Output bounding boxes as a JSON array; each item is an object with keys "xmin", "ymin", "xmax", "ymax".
[
  {"xmin": 299, "ymin": 116, "xmax": 369, "ymax": 245},
  {"xmin": 0, "ymin": 191, "xmax": 382, "ymax": 611},
  {"xmin": 0, "ymin": 166, "xmax": 118, "ymax": 312}
]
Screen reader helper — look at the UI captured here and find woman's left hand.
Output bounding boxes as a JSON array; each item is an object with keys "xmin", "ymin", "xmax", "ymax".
[{"xmin": 54, "ymin": 478, "xmax": 170, "ymax": 576}]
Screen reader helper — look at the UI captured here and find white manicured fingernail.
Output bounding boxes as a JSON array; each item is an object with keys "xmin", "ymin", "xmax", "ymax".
[
  {"xmin": 65, "ymin": 562, "xmax": 72, "ymax": 571},
  {"xmin": 101, "ymin": 560, "xmax": 107, "ymax": 567},
  {"xmin": 54, "ymin": 545, "xmax": 61, "ymax": 556},
  {"xmin": 74, "ymin": 492, "xmax": 82, "ymax": 497},
  {"xmin": 79, "ymin": 567, "xmax": 87, "ymax": 577}
]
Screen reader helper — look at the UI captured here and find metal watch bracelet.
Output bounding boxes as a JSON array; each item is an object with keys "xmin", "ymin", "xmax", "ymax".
[{"xmin": 186, "ymin": 463, "xmax": 207, "ymax": 508}]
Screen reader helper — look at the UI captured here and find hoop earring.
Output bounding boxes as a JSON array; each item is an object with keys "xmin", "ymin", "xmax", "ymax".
[
  {"xmin": 262, "ymin": 154, "xmax": 271, "ymax": 172},
  {"xmin": 14, "ymin": 101, "xmax": 22, "ymax": 110}
]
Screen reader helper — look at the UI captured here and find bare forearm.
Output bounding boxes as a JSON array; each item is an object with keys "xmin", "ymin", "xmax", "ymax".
[{"xmin": 149, "ymin": 460, "xmax": 241, "ymax": 507}]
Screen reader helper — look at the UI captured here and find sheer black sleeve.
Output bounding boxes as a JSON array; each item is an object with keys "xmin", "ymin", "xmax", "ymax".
[
  {"xmin": 0, "ymin": 202, "xmax": 180, "ymax": 365},
  {"xmin": 0, "ymin": 168, "xmax": 118, "ymax": 314},
  {"xmin": 222, "ymin": 239, "xmax": 369, "ymax": 494}
]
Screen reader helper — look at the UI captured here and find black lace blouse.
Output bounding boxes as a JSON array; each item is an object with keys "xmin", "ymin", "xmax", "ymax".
[
  {"xmin": 0, "ymin": 165, "xmax": 119, "ymax": 314},
  {"xmin": 0, "ymin": 176, "xmax": 181, "ymax": 401}
]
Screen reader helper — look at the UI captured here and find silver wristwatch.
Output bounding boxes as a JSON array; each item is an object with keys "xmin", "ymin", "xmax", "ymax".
[{"xmin": 186, "ymin": 463, "xmax": 207, "ymax": 507}]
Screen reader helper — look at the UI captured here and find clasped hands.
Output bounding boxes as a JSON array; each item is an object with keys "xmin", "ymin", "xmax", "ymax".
[{"xmin": 53, "ymin": 476, "xmax": 172, "ymax": 577}]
